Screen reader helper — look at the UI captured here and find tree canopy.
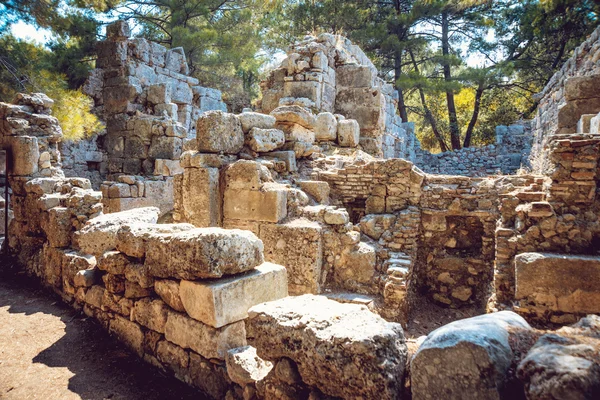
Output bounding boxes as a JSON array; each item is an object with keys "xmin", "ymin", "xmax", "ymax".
[{"xmin": 0, "ymin": 0, "xmax": 597, "ymax": 147}]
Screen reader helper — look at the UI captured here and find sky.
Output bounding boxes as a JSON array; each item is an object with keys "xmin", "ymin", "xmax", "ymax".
[{"xmin": 10, "ymin": 21, "xmax": 53, "ymax": 44}]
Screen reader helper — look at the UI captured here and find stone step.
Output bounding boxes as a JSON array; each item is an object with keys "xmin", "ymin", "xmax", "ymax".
[
  {"xmin": 324, "ymin": 291, "xmax": 376, "ymax": 306},
  {"xmin": 516, "ymin": 191, "xmax": 546, "ymax": 202},
  {"xmin": 386, "ymin": 265, "xmax": 409, "ymax": 278}
]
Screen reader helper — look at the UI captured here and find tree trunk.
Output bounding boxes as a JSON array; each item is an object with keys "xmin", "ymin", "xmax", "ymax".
[
  {"xmin": 395, "ymin": 59, "xmax": 409, "ymax": 122},
  {"xmin": 442, "ymin": 11, "xmax": 461, "ymax": 150},
  {"xmin": 409, "ymin": 49, "xmax": 449, "ymax": 152},
  {"xmin": 463, "ymin": 86, "xmax": 484, "ymax": 148}
]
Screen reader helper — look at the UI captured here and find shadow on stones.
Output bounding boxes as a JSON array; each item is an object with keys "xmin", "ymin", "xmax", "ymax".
[{"xmin": 0, "ymin": 258, "xmax": 206, "ymax": 400}]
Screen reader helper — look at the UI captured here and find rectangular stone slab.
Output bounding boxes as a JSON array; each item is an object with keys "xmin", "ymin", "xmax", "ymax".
[
  {"xmin": 515, "ymin": 252, "xmax": 600, "ymax": 313},
  {"xmin": 144, "ymin": 228, "xmax": 264, "ymax": 280},
  {"xmin": 179, "ymin": 262, "xmax": 288, "ymax": 328},
  {"xmin": 164, "ymin": 310, "xmax": 247, "ymax": 360}
]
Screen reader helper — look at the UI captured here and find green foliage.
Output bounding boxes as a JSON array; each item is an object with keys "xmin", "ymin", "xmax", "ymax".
[{"xmin": 0, "ymin": 34, "xmax": 103, "ymax": 141}]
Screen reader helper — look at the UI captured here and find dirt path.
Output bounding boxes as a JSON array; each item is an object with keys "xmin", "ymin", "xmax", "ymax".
[{"xmin": 0, "ymin": 268, "xmax": 207, "ymax": 400}]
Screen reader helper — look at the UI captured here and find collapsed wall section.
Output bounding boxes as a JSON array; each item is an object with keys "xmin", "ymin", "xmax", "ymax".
[{"xmin": 261, "ymin": 34, "xmax": 415, "ymax": 160}]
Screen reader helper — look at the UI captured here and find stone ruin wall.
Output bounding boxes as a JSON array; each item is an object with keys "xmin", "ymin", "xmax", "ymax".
[
  {"xmin": 415, "ymin": 121, "xmax": 533, "ymax": 176},
  {"xmin": 3, "ymin": 21, "xmax": 600, "ymax": 400},
  {"xmin": 530, "ymin": 25, "xmax": 600, "ymax": 166},
  {"xmin": 261, "ymin": 33, "xmax": 416, "ymax": 160},
  {"xmin": 61, "ymin": 21, "xmax": 227, "ymax": 217}
]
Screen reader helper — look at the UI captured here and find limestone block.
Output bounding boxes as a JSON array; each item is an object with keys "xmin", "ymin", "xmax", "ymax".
[
  {"xmin": 147, "ymin": 83, "xmax": 171, "ymax": 105},
  {"xmin": 337, "ymin": 242, "xmax": 377, "ymax": 285},
  {"xmin": 75, "ymin": 207, "xmax": 160, "ymax": 256},
  {"xmin": 517, "ymin": 317, "xmax": 600, "ymax": 399},
  {"xmin": 223, "ymin": 184, "xmax": 288, "ymax": 223},
  {"xmin": 108, "ymin": 183, "xmax": 131, "ymax": 198},
  {"xmin": 164, "ymin": 311, "xmax": 247, "ymax": 360},
  {"xmin": 124, "ymin": 262, "xmax": 154, "ymax": 288},
  {"xmin": 270, "ymin": 105, "xmax": 316, "ymax": 129},
  {"xmin": 131, "ymin": 298, "xmax": 169, "ymax": 333},
  {"xmin": 109, "ymin": 315, "xmax": 144, "ymax": 357},
  {"xmin": 196, "ymin": 111, "xmax": 244, "ymax": 154},
  {"xmin": 106, "ymin": 20, "xmax": 130, "ymax": 40},
  {"xmin": 156, "ymin": 340, "xmax": 189, "ymax": 372},
  {"xmin": 336, "ymin": 64, "xmax": 375, "ymax": 88},
  {"xmin": 323, "ymin": 207, "xmax": 350, "ymax": 225},
  {"xmin": 116, "ymin": 222, "xmax": 195, "ymax": 258},
  {"xmin": 179, "ymin": 262, "xmax": 288, "ymax": 328},
  {"xmin": 169, "ymin": 78, "xmax": 193, "ymax": 104},
  {"xmin": 145, "ymin": 228, "xmax": 264, "ymax": 279},
  {"xmin": 411, "ymin": 311, "xmax": 531, "ymax": 400},
  {"xmin": 155, "ymin": 103, "xmax": 178, "ymax": 119},
  {"xmin": 246, "ymin": 128, "xmax": 285, "ymax": 152},
  {"xmin": 314, "ymin": 112, "xmax": 337, "ymax": 141},
  {"xmin": 515, "ymin": 252, "xmax": 600, "ymax": 313},
  {"xmin": 239, "ymin": 112, "xmax": 276, "ymax": 133},
  {"xmin": 260, "ymin": 220, "xmax": 322, "ymax": 295},
  {"xmin": 226, "ymin": 346, "xmax": 273, "ymax": 385},
  {"xmin": 282, "ymin": 80, "xmax": 322, "ymax": 108},
  {"xmin": 154, "ymin": 159, "xmax": 183, "ymax": 176},
  {"xmin": 263, "ymin": 150, "xmax": 297, "ymax": 172},
  {"xmin": 154, "ymin": 279, "xmax": 185, "ymax": 312},
  {"xmin": 74, "ymin": 268, "xmax": 98, "ymax": 288},
  {"xmin": 7, "ymin": 136, "xmax": 39, "ymax": 176},
  {"xmin": 297, "ymin": 180, "xmax": 329, "ymax": 204},
  {"xmin": 180, "ymin": 167, "xmax": 221, "ymax": 227},
  {"xmin": 43, "ymin": 207, "xmax": 72, "ymax": 248},
  {"xmin": 277, "ymin": 122, "xmax": 315, "ymax": 144},
  {"xmin": 148, "ymin": 136, "xmax": 182, "ymax": 160},
  {"xmin": 337, "ymin": 119, "xmax": 360, "ymax": 147},
  {"xmin": 565, "ymin": 74, "xmax": 600, "ymax": 100},
  {"xmin": 246, "ymin": 295, "xmax": 407, "ymax": 399}
]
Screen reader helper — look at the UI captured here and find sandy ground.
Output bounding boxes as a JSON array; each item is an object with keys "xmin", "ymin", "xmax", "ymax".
[{"xmin": 0, "ymin": 267, "xmax": 207, "ymax": 400}]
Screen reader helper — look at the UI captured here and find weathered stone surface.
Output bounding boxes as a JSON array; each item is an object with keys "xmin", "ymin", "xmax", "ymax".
[
  {"xmin": 223, "ymin": 184, "xmax": 288, "ymax": 223},
  {"xmin": 109, "ymin": 315, "xmax": 144, "ymax": 356},
  {"xmin": 226, "ymin": 346, "xmax": 273, "ymax": 385},
  {"xmin": 337, "ymin": 119, "xmax": 360, "ymax": 147},
  {"xmin": 164, "ymin": 311, "xmax": 247, "ymax": 360},
  {"xmin": 518, "ymin": 331, "xmax": 600, "ymax": 400},
  {"xmin": 247, "ymin": 295, "xmax": 407, "ymax": 399},
  {"xmin": 179, "ymin": 166, "xmax": 221, "ymax": 227},
  {"xmin": 145, "ymin": 228, "xmax": 264, "ymax": 279},
  {"xmin": 76, "ymin": 207, "xmax": 160, "ymax": 256},
  {"xmin": 196, "ymin": 110, "xmax": 244, "ymax": 154},
  {"xmin": 179, "ymin": 262, "xmax": 288, "ymax": 328},
  {"xmin": 154, "ymin": 279, "xmax": 185, "ymax": 312},
  {"xmin": 131, "ymin": 298, "xmax": 169, "ymax": 333},
  {"xmin": 411, "ymin": 311, "xmax": 532, "ymax": 400},
  {"xmin": 246, "ymin": 128, "xmax": 285, "ymax": 152},
  {"xmin": 260, "ymin": 220, "xmax": 322, "ymax": 295},
  {"xmin": 297, "ymin": 180, "xmax": 329, "ymax": 204},
  {"xmin": 515, "ymin": 252, "xmax": 600, "ymax": 314},
  {"xmin": 314, "ymin": 112, "xmax": 338, "ymax": 141},
  {"xmin": 239, "ymin": 112, "xmax": 276, "ymax": 133},
  {"xmin": 116, "ymin": 222, "xmax": 195, "ymax": 258},
  {"xmin": 270, "ymin": 105, "xmax": 316, "ymax": 129}
]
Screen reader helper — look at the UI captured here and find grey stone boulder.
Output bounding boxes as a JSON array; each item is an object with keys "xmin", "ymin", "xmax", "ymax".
[
  {"xmin": 411, "ymin": 311, "xmax": 532, "ymax": 400},
  {"xmin": 246, "ymin": 294, "xmax": 407, "ymax": 399}
]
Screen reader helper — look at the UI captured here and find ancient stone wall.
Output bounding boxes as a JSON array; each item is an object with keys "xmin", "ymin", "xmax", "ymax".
[
  {"xmin": 261, "ymin": 34, "xmax": 416, "ymax": 160},
  {"xmin": 530, "ymin": 25, "xmax": 600, "ymax": 167},
  {"xmin": 415, "ymin": 121, "xmax": 533, "ymax": 176}
]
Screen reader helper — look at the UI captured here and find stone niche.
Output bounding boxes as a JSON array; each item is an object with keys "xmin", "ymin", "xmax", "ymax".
[{"xmin": 416, "ymin": 214, "xmax": 494, "ymax": 308}]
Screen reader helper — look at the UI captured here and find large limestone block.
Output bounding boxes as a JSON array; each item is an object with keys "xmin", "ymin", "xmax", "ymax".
[
  {"xmin": 246, "ymin": 128, "xmax": 285, "ymax": 152},
  {"xmin": 109, "ymin": 315, "xmax": 144, "ymax": 357},
  {"xmin": 239, "ymin": 112, "xmax": 276, "ymax": 133},
  {"xmin": 411, "ymin": 311, "xmax": 532, "ymax": 400},
  {"xmin": 223, "ymin": 184, "xmax": 288, "ymax": 223},
  {"xmin": 225, "ymin": 160, "xmax": 272, "ymax": 191},
  {"xmin": 75, "ymin": 207, "xmax": 160, "ymax": 256},
  {"xmin": 196, "ymin": 110, "xmax": 244, "ymax": 154},
  {"xmin": 154, "ymin": 279, "xmax": 185, "ymax": 312},
  {"xmin": 179, "ymin": 262, "xmax": 288, "ymax": 328},
  {"xmin": 270, "ymin": 105, "xmax": 315, "ymax": 129},
  {"xmin": 336, "ymin": 64, "xmax": 375, "ymax": 88},
  {"xmin": 164, "ymin": 310, "xmax": 247, "ymax": 360},
  {"xmin": 7, "ymin": 136, "xmax": 39, "ymax": 176},
  {"xmin": 314, "ymin": 112, "xmax": 337, "ymax": 141},
  {"xmin": 518, "ymin": 331, "xmax": 600, "ymax": 400},
  {"xmin": 180, "ymin": 167, "xmax": 221, "ymax": 227},
  {"xmin": 260, "ymin": 220, "xmax": 322, "ymax": 295},
  {"xmin": 277, "ymin": 123, "xmax": 315, "ymax": 144},
  {"xmin": 247, "ymin": 295, "xmax": 407, "ymax": 399},
  {"xmin": 116, "ymin": 222, "xmax": 195, "ymax": 258},
  {"xmin": 226, "ymin": 346, "xmax": 273, "ymax": 385},
  {"xmin": 145, "ymin": 228, "xmax": 264, "ymax": 279},
  {"xmin": 131, "ymin": 298, "xmax": 169, "ymax": 333},
  {"xmin": 515, "ymin": 252, "xmax": 600, "ymax": 313},
  {"xmin": 337, "ymin": 119, "xmax": 360, "ymax": 147}
]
